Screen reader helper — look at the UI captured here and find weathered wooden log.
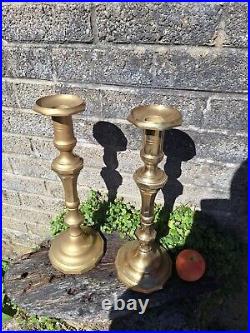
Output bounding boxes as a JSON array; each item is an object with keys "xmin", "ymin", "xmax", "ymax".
[{"xmin": 4, "ymin": 233, "xmax": 218, "ymax": 322}]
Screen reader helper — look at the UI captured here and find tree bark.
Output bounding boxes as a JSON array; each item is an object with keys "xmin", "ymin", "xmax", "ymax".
[{"xmin": 4, "ymin": 232, "xmax": 218, "ymax": 322}]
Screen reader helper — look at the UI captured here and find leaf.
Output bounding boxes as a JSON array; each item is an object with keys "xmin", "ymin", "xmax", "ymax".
[{"xmin": 2, "ymin": 312, "xmax": 12, "ymax": 322}]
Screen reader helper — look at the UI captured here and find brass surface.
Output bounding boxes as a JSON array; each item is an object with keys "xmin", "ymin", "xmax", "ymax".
[
  {"xmin": 115, "ymin": 104, "xmax": 182, "ymax": 293},
  {"xmin": 34, "ymin": 94, "xmax": 86, "ymax": 117},
  {"xmin": 127, "ymin": 104, "xmax": 182, "ymax": 131},
  {"xmin": 33, "ymin": 94, "xmax": 104, "ymax": 274}
]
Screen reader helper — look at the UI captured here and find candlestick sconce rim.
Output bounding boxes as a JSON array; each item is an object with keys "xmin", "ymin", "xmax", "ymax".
[
  {"xmin": 127, "ymin": 104, "xmax": 182, "ymax": 131},
  {"xmin": 33, "ymin": 94, "xmax": 86, "ymax": 117}
]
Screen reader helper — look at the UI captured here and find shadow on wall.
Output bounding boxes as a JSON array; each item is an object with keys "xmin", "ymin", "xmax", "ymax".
[
  {"xmin": 162, "ymin": 129, "xmax": 196, "ymax": 212},
  {"xmin": 198, "ymin": 158, "xmax": 248, "ymax": 240},
  {"xmin": 157, "ymin": 129, "xmax": 196, "ymax": 238},
  {"xmin": 93, "ymin": 121, "xmax": 127, "ymax": 203},
  {"xmin": 92, "ymin": 121, "xmax": 247, "ymax": 240}
]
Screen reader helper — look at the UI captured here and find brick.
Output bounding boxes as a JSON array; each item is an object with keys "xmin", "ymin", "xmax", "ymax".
[
  {"xmin": 76, "ymin": 165, "xmax": 233, "ymax": 225},
  {"xmin": 99, "ymin": 124, "xmax": 247, "ymax": 163},
  {"xmin": 2, "ymin": 189, "xmax": 21, "ymax": 206},
  {"xmin": 30, "ymin": 137, "xmax": 56, "ymax": 160},
  {"xmin": 83, "ymin": 120, "xmax": 247, "ymax": 163},
  {"xmin": 2, "ymin": 154, "xmax": 13, "ymax": 173},
  {"xmin": 117, "ymin": 150, "xmax": 238, "ymax": 191},
  {"xmin": 2, "ymin": 206, "xmax": 52, "ymax": 244},
  {"xmin": 118, "ymin": 183, "xmax": 233, "ymax": 224},
  {"xmin": 2, "ymin": 215, "xmax": 28, "ymax": 234},
  {"xmin": 78, "ymin": 166, "xmax": 139, "ymax": 198},
  {"xmin": 9, "ymin": 154, "xmax": 57, "ymax": 180},
  {"xmin": 100, "ymin": 88, "xmax": 206, "ymax": 127},
  {"xmin": 78, "ymin": 186, "xmax": 97, "ymax": 202},
  {"xmin": 185, "ymin": 130, "xmax": 247, "ymax": 164},
  {"xmin": 223, "ymin": 3, "xmax": 248, "ymax": 48},
  {"xmin": 30, "ymin": 136, "xmax": 104, "ymax": 163},
  {"xmin": 3, "ymin": 3, "xmax": 52, "ymax": 42},
  {"xmin": 154, "ymin": 47, "xmax": 247, "ymax": 93},
  {"xmin": 3, "ymin": 3, "xmax": 93, "ymax": 43},
  {"xmin": 78, "ymin": 166, "xmax": 107, "ymax": 190},
  {"xmin": 203, "ymin": 97, "xmax": 248, "ymax": 132},
  {"xmin": 25, "ymin": 222, "xmax": 51, "ymax": 239},
  {"xmin": 53, "ymin": 46, "xmax": 153, "ymax": 86},
  {"xmin": 45, "ymin": 180, "xmax": 90, "ymax": 202},
  {"xmin": 50, "ymin": 3, "xmax": 93, "ymax": 43},
  {"xmin": 3, "ymin": 142, "xmax": 244, "ymax": 202},
  {"xmin": 5, "ymin": 132, "xmax": 104, "ymax": 166},
  {"xmin": 96, "ymin": 3, "xmax": 221, "ymax": 46},
  {"xmin": 55, "ymin": 83, "xmax": 102, "ymax": 118},
  {"xmin": 4, "ymin": 116, "xmax": 248, "ymax": 167},
  {"xmin": 2, "ymin": 80, "xmax": 18, "ymax": 107},
  {"xmin": 19, "ymin": 192, "xmax": 64, "ymax": 213},
  {"xmin": 76, "ymin": 144, "xmax": 104, "ymax": 169},
  {"xmin": 179, "ymin": 161, "xmax": 237, "ymax": 192},
  {"xmin": 2, "ymin": 133, "xmax": 32, "ymax": 155},
  {"xmin": 175, "ymin": 184, "xmax": 229, "ymax": 208},
  {"xmin": 22, "ymin": 135, "xmax": 109, "ymax": 171},
  {"xmin": 2, "ymin": 204, "xmax": 53, "ymax": 228},
  {"xmin": 44, "ymin": 180, "xmax": 64, "ymax": 198},
  {"xmin": 117, "ymin": 149, "xmax": 146, "ymax": 174},
  {"xmin": 75, "ymin": 118, "xmax": 142, "ymax": 151},
  {"xmin": 2, "ymin": 108, "xmax": 53, "ymax": 138},
  {"xmin": 78, "ymin": 151, "xmax": 238, "ymax": 197},
  {"xmin": 2, "ymin": 173, "xmax": 47, "ymax": 196},
  {"xmin": 77, "ymin": 119, "xmax": 247, "ymax": 163},
  {"xmin": 3, "ymin": 46, "xmax": 53, "ymax": 80},
  {"xmin": 3, "ymin": 221, "xmax": 49, "ymax": 247},
  {"xmin": 14, "ymin": 81, "xmax": 55, "ymax": 110}
]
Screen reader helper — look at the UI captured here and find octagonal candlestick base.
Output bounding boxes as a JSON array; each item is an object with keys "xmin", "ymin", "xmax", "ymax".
[
  {"xmin": 33, "ymin": 94, "xmax": 104, "ymax": 274},
  {"xmin": 115, "ymin": 104, "xmax": 182, "ymax": 293}
]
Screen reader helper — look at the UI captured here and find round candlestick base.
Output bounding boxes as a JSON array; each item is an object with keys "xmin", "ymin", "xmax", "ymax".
[
  {"xmin": 115, "ymin": 240, "xmax": 172, "ymax": 293},
  {"xmin": 49, "ymin": 227, "xmax": 104, "ymax": 274}
]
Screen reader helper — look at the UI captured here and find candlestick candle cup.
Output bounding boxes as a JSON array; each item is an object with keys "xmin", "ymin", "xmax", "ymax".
[
  {"xmin": 115, "ymin": 104, "xmax": 182, "ymax": 293},
  {"xmin": 33, "ymin": 94, "xmax": 104, "ymax": 274}
]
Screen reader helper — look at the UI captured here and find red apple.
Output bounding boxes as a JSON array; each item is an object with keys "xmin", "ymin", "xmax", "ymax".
[{"xmin": 176, "ymin": 249, "xmax": 206, "ymax": 282}]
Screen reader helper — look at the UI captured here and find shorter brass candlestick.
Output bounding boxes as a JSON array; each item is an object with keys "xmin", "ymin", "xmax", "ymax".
[
  {"xmin": 33, "ymin": 94, "xmax": 104, "ymax": 274},
  {"xmin": 115, "ymin": 104, "xmax": 182, "ymax": 293}
]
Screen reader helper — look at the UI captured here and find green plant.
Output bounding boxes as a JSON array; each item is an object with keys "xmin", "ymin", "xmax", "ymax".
[
  {"xmin": 50, "ymin": 190, "xmax": 245, "ymax": 296},
  {"xmin": 80, "ymin": 190, "xmax": 140, "ymax": 237},
  {"xmin": 14, "ymin": 308, "xmax": 72, "ymax": 331},
  {"xmin": 102, "ymin": 197, "xmax": 140, "ymax": 237},
  {"xmin": 50, "ymin": 208, "xmax": 67, "ymax": 236},
  {"xmin": 79, "ymin": 190, "xmax": 104, "ymax": 227},
  {"xmin": 51, "ymin": 190, "xmax": 140, "ymax": 238}
]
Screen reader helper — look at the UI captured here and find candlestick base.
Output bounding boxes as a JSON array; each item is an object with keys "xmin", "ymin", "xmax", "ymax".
[
  {"xmin": 115, "ymin": 240, "xmax": 172, "ymax": 293},
  {"xmin": 49, "ymin": 227, "xmax": 104, "ymax": 274}
]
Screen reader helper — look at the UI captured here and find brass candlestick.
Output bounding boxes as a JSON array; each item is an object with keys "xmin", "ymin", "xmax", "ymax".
[
  {"xmin": 115, "ymin": 104, "xmax": 182, "ymax": 293},
  {"xmin": 33, "ymin": 94, "xmax": 104, "ymax": 274}
]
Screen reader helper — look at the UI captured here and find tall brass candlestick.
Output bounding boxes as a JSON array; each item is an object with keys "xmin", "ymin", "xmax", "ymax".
[
  {"xmin": 115, "ymin": 104, "xmax": 182, "ymax": 293},
  {"xmin": 33, "ymin": 94, "xmax": 104, "ymax": 274}
]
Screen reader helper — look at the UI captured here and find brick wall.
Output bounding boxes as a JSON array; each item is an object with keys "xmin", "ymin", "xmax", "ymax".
[{"xmin": 2, "ymin": 2, "xmax": 248, "ymax": 256}]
